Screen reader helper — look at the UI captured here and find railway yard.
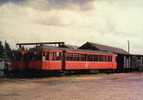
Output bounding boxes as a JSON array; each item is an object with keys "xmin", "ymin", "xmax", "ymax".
[
  {"xmin": 1, "ymin": 72, "xmax": 143, "ymax": 100},
  {"xmin": 1, "ymin": 0, "xmax": 143, "ymax": 99}
]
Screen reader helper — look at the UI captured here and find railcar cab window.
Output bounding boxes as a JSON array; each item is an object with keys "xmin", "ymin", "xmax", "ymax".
[
  {"xmin": 12, "ymin": 52, "xmax": 21, "ymax": 61},
  {"xmin": 42, "ymin": 51, "xmax": 48, "ymax": 60},
  {"xmin": 43, "ymin": 51, "xmax": 62, "ymax": 61},
  {"xmin": 12, "ymin": 51, "xmax": 29, "ymax": 61},
  {"xmin": 28, "ymin": 51, "xmax": 42, "ymax": 61},
  {"xmin": 12, "ymin": 47, "xmax": 29, "ymax": 61},
  {"xmin": 51, "ymin": 52, "xmax": 61, "ymax": 60}
]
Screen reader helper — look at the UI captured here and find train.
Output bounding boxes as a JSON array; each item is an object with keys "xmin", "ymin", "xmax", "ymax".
[{"xmin": 9, "ymin": 42, "xmax": 143, "ymax": 75}]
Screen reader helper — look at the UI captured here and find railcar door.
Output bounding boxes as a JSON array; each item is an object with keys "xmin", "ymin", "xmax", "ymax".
[{"xmin": 61, "ymin": 50, "xmax": 66, "ymax": 71}]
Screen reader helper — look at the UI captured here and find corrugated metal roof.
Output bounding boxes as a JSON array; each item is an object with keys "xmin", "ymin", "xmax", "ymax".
[{"xmin": 79, "ymin": 42, "xmax": 129, "ymax": 54}]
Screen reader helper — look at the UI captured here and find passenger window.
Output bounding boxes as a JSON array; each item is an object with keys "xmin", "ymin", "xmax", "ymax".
[
  {"xmin": 66, "ymin": 53, "xmax": 83, "ymax": 61},
  {"xmin": 46, "ymin": 52, "xmax": 49, "ymax": 60},
  {"xmin": 72, "ymin": 53, "xmax": 79, "ymax": 61},
  {"xmin": 66, "ymin": 53, "xmax": 73, "ymax": 61},
  {"xmin": 50, "ymin": 52, "xmax": 61, "ymax": 61},
  {"xmin": 94, "ymin": 55, "xmax": 98, "ymax": 61},
  {"xmin": 108, "ymin": 56, "xmax": 112, "ymax": 62}
]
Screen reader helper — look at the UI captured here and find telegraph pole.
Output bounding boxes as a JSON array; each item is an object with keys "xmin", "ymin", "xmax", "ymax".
[{"xmin": 128, "ymin": 40, "xmax": 130, "ymax": 54}]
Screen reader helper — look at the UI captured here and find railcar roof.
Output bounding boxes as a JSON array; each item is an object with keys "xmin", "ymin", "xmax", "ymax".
[{"xmin": 39, "ymin": 45, "xmax": 115, "ymax": 55}]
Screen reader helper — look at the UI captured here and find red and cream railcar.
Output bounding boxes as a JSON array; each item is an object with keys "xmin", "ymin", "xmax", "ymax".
[
  {"xmin": 26, "ymin": 46, "xmax": 117, "ymax": 71},
  {"xmin": 11, "ymin": 48, "xmax": 28, "ymax": 70},
  {"xmin": 65, "ymin": 49, "xmax": 117, "ymax": 70},
  {"xmin": 10, "ymin": 43, "xmax": 117, "ymax": 72},
  {"xmin": 28, "ymin": 47, "xmax": 63, "ymax": 71}
]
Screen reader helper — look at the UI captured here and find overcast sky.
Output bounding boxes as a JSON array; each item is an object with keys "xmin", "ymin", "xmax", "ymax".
[{"xmin": 0, "ymin": 0, "xmax": 143, "ymax": 54}]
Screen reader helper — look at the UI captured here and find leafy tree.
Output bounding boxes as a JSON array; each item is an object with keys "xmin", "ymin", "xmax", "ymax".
[
  {"xmin": 0, "ymin": 41, "xmax": 12, "ymax": 59},
  {"xmin": 5, "ymin": 41, "xmax": 11, "ymax": 51},
  {"xmin": 0, "ymin": 41, "xmax": 4, "ymax": 52},
  {"xmin": 4, "ymin": 41, "xmax": 12, "ymax": 59},
  {"xmin": 0, "ymin": 41, "xmax": 4, "ymax": 59}
]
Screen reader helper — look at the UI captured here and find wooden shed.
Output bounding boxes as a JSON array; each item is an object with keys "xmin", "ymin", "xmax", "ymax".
[{"xmin": 79, "ymin": 42, "xmax": 128, "ymax": 55}]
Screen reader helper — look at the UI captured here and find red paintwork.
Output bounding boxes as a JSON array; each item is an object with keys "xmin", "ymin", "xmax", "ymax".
[
  {"xmin": 28, "ymin": 61, "xmax": 42, "ymax": 70},
  {"xmin": 64, "ymin": 51, "xmax": 117, "ymax": 70},
  {"xmin": 65, "ymin": 61, "xmax": 117, "ymax": 70},
  {"xmin": 11, "ymin": 47, "xmax": 118, "ymax": 71},
  {"xmin": 11, "ymin": 61, "xmax": 27, "ymax": 70},
  {"xmin": 42, "ymin": 61, "xmax": 62, "ymax": 70},
  {"xmin": 27, "ymin": 61, "xmax": 62, "ymax": 71}
]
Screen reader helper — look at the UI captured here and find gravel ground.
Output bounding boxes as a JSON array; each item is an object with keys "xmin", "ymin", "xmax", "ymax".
[{"xmin": 0, "ymin": 73, "xmax": 143, "ymax": 100}]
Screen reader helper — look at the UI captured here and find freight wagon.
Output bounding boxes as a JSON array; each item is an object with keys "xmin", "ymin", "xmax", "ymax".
[{"xmin": 117, "ymin": 54, "xmax": 143, "ymax": 72}]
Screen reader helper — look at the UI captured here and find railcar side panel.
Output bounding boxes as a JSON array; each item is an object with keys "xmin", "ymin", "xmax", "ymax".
[
  {"xmin": 11, "ymin": 61, "xmax": 26, "ymax": 70},
  {"xmin": 28, "ymin": 61, "xmax": 42, "ymax": 70},
  {"xmin": 42, "ymin": 61, "xmax": 62, "ymax": 70},
  {"xmin": 65, "ymin": 61, "xmax": 116, "ymax": 70}
]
